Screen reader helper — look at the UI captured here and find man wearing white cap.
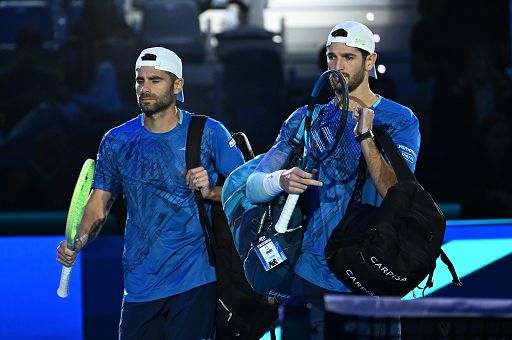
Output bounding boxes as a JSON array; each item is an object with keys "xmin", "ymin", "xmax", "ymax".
[
  {"xmin": 246, "ymin": 21, "xmax": 420, "ymax": 337},
  {"xmin": 57, "ymin": 47, "xmax": 245, "ymax": 339}
]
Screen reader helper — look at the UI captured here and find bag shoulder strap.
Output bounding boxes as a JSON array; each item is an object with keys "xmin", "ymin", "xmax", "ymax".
[
  {"xmin": 348, "ymin": 126, "xmax": 415, "ymax": 205},
  {"xmin": 186, "ymin": 114, "xmax": 216, "ymax": 266},
  {"xmin": 288, "ymin": 115, "xmax": 306, "ymax": 149},
  {"xmin": 372, "ymin": 127, "xmax": 417, "ymax": 183},
  {"xmin": 186, "ymin": 114, "xmax": 208, "ymax": 168},
  {"xmin": 288, "ymin": 104, "xmax": 324, "ymax": 149},
  {"xmin": 284, "ymin": 105, "xmax": 323, "ymax": 171},
  {"xmin": 347, "ymin": 156, "xmax": 367, "ymax": 206}
]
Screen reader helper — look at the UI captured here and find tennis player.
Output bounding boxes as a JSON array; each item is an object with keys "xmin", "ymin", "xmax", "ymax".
[
  {"xmin": 56, "ymin": 47, "xmax": 244, "ymax": 339},
  {"xmin": 246, "ymin": 21, "xmax": 421, "ymax": 339}
]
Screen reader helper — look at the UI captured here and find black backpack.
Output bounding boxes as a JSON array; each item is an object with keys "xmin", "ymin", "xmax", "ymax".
[
  {"xmin": 325, "ymin": 126, "xmax": 462, "ymax": 297},
  {"xmin": 186, "ymin": 115, "xmax": 278, "ymax": 340}
]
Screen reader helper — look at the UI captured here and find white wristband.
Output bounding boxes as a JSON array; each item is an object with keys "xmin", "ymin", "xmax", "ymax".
[{"xmin": 263, "ymin": 170, "xmax": 285, "ymax": 196}]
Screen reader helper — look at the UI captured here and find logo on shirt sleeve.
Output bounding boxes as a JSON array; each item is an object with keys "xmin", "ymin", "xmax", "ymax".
[
  {"xmin": 228, "ymin": 138, "xmax": 237, "ymax": 148},
  {"xmin": 397, "ymin": 144, "xmax": 417, "ymax": 164}
]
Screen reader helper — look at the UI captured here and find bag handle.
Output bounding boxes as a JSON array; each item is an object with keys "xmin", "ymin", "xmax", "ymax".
[
  {"xmin": 186, "ymin": 114, "xmax": 216, "ymax": 266},
  {"xmin": 287, "ymin": 104, "xmax": 324, "ymax": 150}
]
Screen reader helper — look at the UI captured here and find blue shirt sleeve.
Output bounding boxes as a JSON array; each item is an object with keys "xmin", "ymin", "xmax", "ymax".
[
  {"xmin": 372, "ymin": 97, "xmax": 421, "ymax": 172},
  {"xmin": 93, "ymin": 132, "xmax": 123, "ymax": 194},
  {"xmin": 391, "ymin": 116, "xmax": 421, "ymax": 171}
]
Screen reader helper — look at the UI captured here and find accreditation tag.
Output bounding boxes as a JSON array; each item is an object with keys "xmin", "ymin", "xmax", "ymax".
[{"xmin": 252, "ymin": 234, "xmax": 287, "ymax": 271}]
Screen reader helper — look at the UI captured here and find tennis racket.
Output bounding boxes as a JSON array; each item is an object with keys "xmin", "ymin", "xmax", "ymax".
[
  {"xmin": 274, "ymin": 70, "xmax": 349, "ymax": 233},
  {"xmin": 57, "ymin": 159, "xmax": 95, "ymax": 298}
]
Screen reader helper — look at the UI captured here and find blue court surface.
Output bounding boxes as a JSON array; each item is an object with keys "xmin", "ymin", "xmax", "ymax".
[
  {"xmin": 1, "ymin": 219, "xmax": 511, "ymax": 339},
  {"xmin": 0, "ymin": 236, "xmax": 83, "ymax": 340}
]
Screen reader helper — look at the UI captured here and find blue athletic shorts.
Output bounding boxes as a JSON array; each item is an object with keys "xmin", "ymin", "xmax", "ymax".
[{"xmin": 118, "ymin": 282, "xmax": 217, "ymax": 340}]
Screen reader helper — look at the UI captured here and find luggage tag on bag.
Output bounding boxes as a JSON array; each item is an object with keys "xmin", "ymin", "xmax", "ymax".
[{"xmin": 252, "ymin": 234, "xmax": 287, "ymax": 271}]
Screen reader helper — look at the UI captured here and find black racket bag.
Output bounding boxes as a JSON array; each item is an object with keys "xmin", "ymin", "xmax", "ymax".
[{"xmin": 325, "ymin": 127, "xmax": 462, "ymax": 297}]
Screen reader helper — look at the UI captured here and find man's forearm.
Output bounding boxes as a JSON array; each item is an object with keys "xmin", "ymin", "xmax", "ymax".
[
  {"xmin": 360, "ymin": 138, "xmax": 397, "ymax": 197},
  {"xmin": 75, "ymin": 208, "xmax": 107, "ymax": 249},
  {"xmin": 246, "ymin": 171, "xmax": 282, "ymax": 204},
  {"xmin": 75, "ymin": 191, "xmax": 116, "ymax": 249}
]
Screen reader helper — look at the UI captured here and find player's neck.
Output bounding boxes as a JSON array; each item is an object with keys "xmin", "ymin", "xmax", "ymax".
[
  {"xmin": 144, "ymin": 105, "xmax": 180, "ymax": 133},
  {"xmin": 348, "ymin": 83, "xmax": 378, "ymax": 109}
]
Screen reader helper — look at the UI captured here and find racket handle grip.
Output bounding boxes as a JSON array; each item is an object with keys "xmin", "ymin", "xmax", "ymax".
[
  {"xmin": 274, "ymin": 194, "xmax": 299, "ymax": 233},
  {"xmin": 57, "ymin": 265, "xmax": 73, "ymax": 298}
]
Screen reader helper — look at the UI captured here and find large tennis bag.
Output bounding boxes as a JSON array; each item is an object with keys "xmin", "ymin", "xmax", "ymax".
[
  {"xmin": 239, "ymin": 194, "xmax": 304, "ymax": 299},
  {"xmin": 222, "ymin": 117, "xmax": 306, "ymax": 299},
  {"xmin": 222, "ymin": 153, "xmax": 304, "ymax": 299},
  {"xmin": 187, "ymin": 115, "xmax": 278, "ymax": 339},
  {"xmin": 325, "ymin": 127, "xmax": 462, "ymax": 297}
]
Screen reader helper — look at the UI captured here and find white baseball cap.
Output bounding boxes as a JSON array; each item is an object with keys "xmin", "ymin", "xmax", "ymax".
[
  {"xmin": 135, "ymin": 47, "xmax": 185, "ymax": 102},
  {"xmin": 326, "ymin": 21, "xmax": 377, "ymax": 78}
]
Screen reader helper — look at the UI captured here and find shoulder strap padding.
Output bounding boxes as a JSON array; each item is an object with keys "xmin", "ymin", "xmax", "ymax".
[
  {"xmin": 186, "ymin": 115, "xmax": 208, "ymax": 170},
  {"xmin": 186, "ymin": 114, "xmax": 216, "ymax": 266}
]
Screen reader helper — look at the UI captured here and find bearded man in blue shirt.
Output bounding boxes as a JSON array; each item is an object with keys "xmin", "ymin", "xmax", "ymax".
[
  {"xmin": 57, "ymin": 47, "xmax": 245, "ymax": 339},
  {"xmin": 246, "ymin": 21, "xmax": 421, "ymax": 339}
]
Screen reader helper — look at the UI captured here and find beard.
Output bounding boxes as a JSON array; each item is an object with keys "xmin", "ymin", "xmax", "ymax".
[
  {"xmin": 138, "ymin": 90, "xmax": 175, "ymax": 117},
  {"xmin": 346, "ymin": 63, "xmax": 366, "ymax": 92},
  {"xmin": 332, "ymin": 62, "xmax": 366, "ymax": 98}
]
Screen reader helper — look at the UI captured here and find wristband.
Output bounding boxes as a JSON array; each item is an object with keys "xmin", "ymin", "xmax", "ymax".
[
  {"xmin": 263, "ymin": 170, "xmax": 285, "ymax": 196},
  {"xmin": 355, "ymin": 129, "xmax": 374, "ymax": 143}
]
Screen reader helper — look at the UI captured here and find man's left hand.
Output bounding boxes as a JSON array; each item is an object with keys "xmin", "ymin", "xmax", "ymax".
[
  {"xmin": 182, "ymin": 167, "xmax": 212, "ymax": 199},
  {"xmin": 353, "ymin": 106, "xmax": 375, "ymax": 135}
]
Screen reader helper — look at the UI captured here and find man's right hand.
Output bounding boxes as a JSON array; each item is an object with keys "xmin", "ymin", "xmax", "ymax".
[
  {"xmin": 56, "ymin": 238, "xmax": 84, "ymax": 267},
  {"xmin": 279, "ymin": 167, "xmax": 323, "ymax": 194}
]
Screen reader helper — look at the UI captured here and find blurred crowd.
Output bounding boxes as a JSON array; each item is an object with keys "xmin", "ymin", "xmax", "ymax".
[{"xmin": 0, "ymin": 0, "xmax": 138, "ymax": 212}]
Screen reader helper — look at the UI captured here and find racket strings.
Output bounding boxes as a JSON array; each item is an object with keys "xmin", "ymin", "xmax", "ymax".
[
  {"xmin": 318, "ymin": 79, "xmax": 359, "ymax": 181},
  {"xmin": 306, "ymin": 100, "xmax": 345, "ymax": 166},
  {"xmin": 324, "ymin": 124, "xmax": 361, "ymax": 183},
  {"xmin": 303, "ymin": 69, "xmax": 352, "ymax": 174}
]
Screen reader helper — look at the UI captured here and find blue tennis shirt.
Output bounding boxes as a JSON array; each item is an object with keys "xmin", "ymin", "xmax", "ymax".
[
  {"xmin": 248, "ymin": 95, "xmax": 421, "ymax": 292},
  {"xmin": 93, "ymin": 110, "xmax": 244, "ymax": 302}
]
